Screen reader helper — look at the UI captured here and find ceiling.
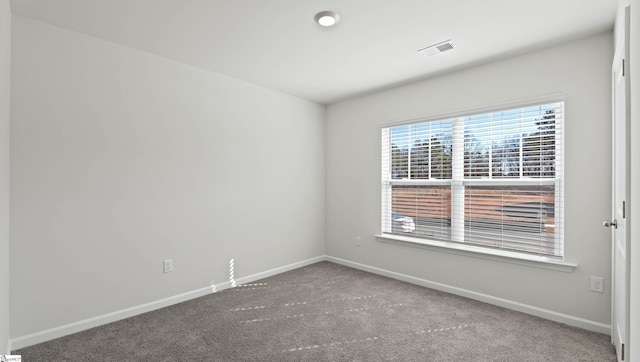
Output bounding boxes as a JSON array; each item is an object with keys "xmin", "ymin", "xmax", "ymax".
[{"xmin": 10, "ymin": 0, "xmax": 618, "ymax": 104}]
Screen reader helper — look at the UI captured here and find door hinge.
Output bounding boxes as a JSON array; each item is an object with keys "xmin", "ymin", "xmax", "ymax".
[
  {"xmin": 622, "ymin": 59, "xmax": 625, "ymax": 77},
  {"xmin": 622, "ymin": 343, "xmax": 625, "ymax": 360},
  {"xmin": 623, "ymin": 201, "xmax": 626, "ymax": 218}
]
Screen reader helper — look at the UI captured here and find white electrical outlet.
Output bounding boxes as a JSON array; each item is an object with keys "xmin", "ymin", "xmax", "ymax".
[
  {"xmin": 590, "ymin": 276, "xmax": 603, "ymax": 293},
  {"xmin": 355, "ymin": 236, "xmax": 361, "ymax": 246},
  {"xmin": 163, "ymin": 259, "xmax": 173, "ymax": 273}
]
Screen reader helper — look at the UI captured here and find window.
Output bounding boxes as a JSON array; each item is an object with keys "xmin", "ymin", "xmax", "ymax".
[{"xmin": 381, "ymin": 101, "xmax": 564, "ymax": 258}]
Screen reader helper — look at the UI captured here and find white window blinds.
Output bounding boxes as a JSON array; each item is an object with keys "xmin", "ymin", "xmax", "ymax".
[{"xmin": 382, "ymin": 102, "xmax": 564, "ymax": 257}]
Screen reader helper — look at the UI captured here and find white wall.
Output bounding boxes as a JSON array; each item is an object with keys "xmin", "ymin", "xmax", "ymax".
[
  {"xmin": 0, "ymin": 0, "xmax": 10, "ymax": 355},
  {"xmin": 326, "ymin": 32, "xmax": 613, "ymax": 330},
  {"xmin": 10, "ymin": 16, "xmax": 325, "ymax": 339}
]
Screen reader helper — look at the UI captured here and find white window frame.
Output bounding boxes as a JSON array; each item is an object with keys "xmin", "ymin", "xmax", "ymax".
[{"xmin": 378, "ymin": 95, "xmax": 574, "ymax": 271}]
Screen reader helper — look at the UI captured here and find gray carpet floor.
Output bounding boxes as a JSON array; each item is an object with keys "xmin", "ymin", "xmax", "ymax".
[{"xmin": 13, "ymin": 261, "xmax": 616, "ymax": 361}]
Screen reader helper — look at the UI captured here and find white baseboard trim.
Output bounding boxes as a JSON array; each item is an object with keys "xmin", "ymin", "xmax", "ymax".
[
  {"xmin": 11, "ymin": 254, "xmax": 608, "ymax": 350},
  {"xmin": 325, "ymin": 256, "xmax": 611, "ymax": 335},
  {"xmin": 234, "ymin": 256, "xmax": 326, "ymax": 286},
  {"xmin": 9, "ymin": 255, "xmax": 326, "ymax": 350},
  {"xmin": 10, "ymin": 287, "xmax": 215, "ymax": 351}
]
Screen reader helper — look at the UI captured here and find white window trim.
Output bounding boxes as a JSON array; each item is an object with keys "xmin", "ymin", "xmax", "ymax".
[
  {"xmin": 380, "ymin": 94, "xmax": 568, "ymax": 264},
  {"xmin": 380, "ymin": 94, "xmax": 566, "ymax": 128},
  {"xmin": 374, "ymin": 233, "xmax": 577, "ymax": 272}
]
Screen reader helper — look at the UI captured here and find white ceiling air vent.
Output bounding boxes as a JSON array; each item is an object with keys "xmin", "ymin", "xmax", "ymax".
[{"xmin": 418, "ymin": 40, "xmax": 456, "ymax": 57}]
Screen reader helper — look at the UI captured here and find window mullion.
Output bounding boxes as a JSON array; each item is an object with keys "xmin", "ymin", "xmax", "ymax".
[
  {"xmin": 489, "ymin": 113, "xmax": 493, "ymax": 179},
  {"xmin": 451, "ymin": 118, "xmax": 465, "ymax": 242},
  {"xmin": 381, "ymin": 128, "xmax": 392, "ymax": 233},
  {"xmin": 407, "ymin": 125, "xmax": 412, "ymax": 180},
  {"xmin": 519, "ymin": 109, "xmax": 524, "ymax": 178},
  {"xmin": 428, "ymin": 122, "xmax": 432, "ymax": 180}
]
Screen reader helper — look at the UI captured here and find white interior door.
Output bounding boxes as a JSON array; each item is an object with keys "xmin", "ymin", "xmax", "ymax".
[{"xmin": 609, "ymin": 7, "xmax": 631, "ymax": 362}]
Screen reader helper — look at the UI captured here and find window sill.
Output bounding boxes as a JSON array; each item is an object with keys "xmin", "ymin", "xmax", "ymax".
[{"xmin": 374, "ymin": 234, "xmax": 577, "ymax": 273}]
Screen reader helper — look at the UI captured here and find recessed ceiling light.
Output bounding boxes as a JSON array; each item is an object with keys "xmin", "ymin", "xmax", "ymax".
[{"xmin": 315, "ymin": 11, "xmax": 340, "ymax": 27}]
